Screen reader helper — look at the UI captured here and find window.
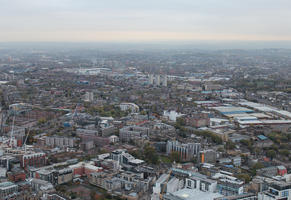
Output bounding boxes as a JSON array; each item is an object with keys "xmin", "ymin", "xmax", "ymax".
[
  {"xmin": 187, "ymin": 180, "xmax": 192, "ymax": 188},
  {"xmin": 201, "ymin": 183, "xmax": 206, "ymax": 191},
  {"xmin": 282, "ymin": 190, "xmax": 289, "ymax": 197},
  {"xmin": 205, "ymin": 184, "xmax": 209, "ymax": 191},
  {"xmin": 269, "ymin": 188, "xmax": 278, "ymax": 195}
]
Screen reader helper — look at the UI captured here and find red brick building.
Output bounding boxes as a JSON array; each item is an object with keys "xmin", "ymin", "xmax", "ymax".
[
  {"xmin": 69, "ymin": 162, "xmax": 103, "ymax": 177},
  {"xmin": 21, "ymin": 152, "xmax": 46, "ymax": 168},
  {"xmin": 184, "ymin": 113, "xmax": 210, "ymax": 128},
  {"xmin": 7, "ymin": 170, "xmax": 26, "ymax": 182}
]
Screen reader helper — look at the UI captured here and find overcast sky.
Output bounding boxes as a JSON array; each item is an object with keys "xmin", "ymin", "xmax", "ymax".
[{"xmin": 1, "ymin": 0, "xmax": 291, "ymax": 42}]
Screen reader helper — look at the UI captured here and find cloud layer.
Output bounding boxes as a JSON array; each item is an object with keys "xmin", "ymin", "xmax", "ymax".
[{"xmin": 1, "ymin": 0, "xmax": 291, "ymax": 42}]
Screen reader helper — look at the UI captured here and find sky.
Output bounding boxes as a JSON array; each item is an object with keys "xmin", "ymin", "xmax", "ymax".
[{"xmin": 0, "ymin": 0, "xmax": 291, "ymax": 42}]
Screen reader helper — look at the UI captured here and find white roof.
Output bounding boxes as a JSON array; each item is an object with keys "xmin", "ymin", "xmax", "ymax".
[
  {"xmin": 194, "ymin": 101, "xmax": 219, "ymax": 104},
  {"xmin": 249, "ymin": 113, "xmax": 272, "ymax": 119},
  {"xmin": 213, "ymin": 106, "xmax": 253, "ymax": 113},
  {"xmin": 129, "ymin": 159, "xmax": 145, "ymax": 164},
  {"xmin": 239, "ymin": 101, "xmax": 291, "ymax": 119},
  {"xmin": 235, "ymin": 116, "xmax": 258, "ymax": 120},
  {"xmin": 210, "ymin": 118, "xmax": 229, "ymax": 123},
  {"xmin": 84, "ymin": 163, "xmax": 102, "ymax": 171},
  {"xmin": 261, "ymin": 120, "xmax": 291, "ymax": 124},
  {"xmin": 69, "ymin": 161, "xmax": 102, "ymax": 171},
  {"xmin": 224, "ymin": 113, "xmax": 252, "ymax": 118},
  {"xmin": 237, "ymin": 120, "xmax": 262, "ymax": 125},
  {"xmin": 202, "ymin": 163, "xmax": 215, "ymax": 169},
  {"xmin": 171, "ymin": 188, "xmax": 223, "ymax": 200},
  {"xmin": 274, "ymin": 110, "xmax": 291, "ymax": 119},
  {"xmin": 156, "ymin": 174, "xmax": 170, "ymax": 184}
]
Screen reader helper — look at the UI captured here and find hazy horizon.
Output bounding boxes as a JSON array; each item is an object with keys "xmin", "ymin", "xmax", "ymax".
[
  {"xmin": 1, "ymin": 40, "xmax": 291, "ymax": 50},
  {"xmin": 1, "ymin": 0, "xmax": 291, "ymax": 43}
]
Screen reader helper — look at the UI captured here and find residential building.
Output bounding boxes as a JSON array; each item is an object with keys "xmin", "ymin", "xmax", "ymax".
[
  {"xmin": 89, "ymin": 172, "xmax": 121, "ymax": 191},
  {"xmin": 110, "ymin": 149, "xmax": 145, "ymax": 167},
  {"xmin": 258, "ymin": 181, "xmax": 291, "ymax": 200},
  {"xmin": 184, "ymin": 113, "xmax": 210, "ymax": 128},
  {"xmin": 0, "ymin": 181, "xmax": 18, "ymax": 199},
  {"xmin": 30, "ymin": 178, "xmax": 55, "ymax": 193},
  {"xmin": 84, "ymin": 92, "xmax": 94, "ymax": 102},
  {"xmin": 7, "ymin": 169, "xmax": 26, "ymax": 182},
  {"xmin": 214, "ymin": 193, "xmax": 257, "ymax": 200},
  {"xmin": 55, "ymin": 168, "xmax": 73, "ymax": 185},
  {"xmin": 119, "ymin": 103, "xmax": 139, "ymax": 113},
  {"xmin": 185, "ymin": 172, "xmax": 217, "ymax": 193},
  {"xmin": 152, "ymin": 173, "xmax": 170, "ymax": 199},
  {"xmin": 45, "ymin": 136, "xmax": 78, "ymax": 148},
  {"xmin": 69, "ymin": 162, "xmax": 103, "ymax": 177},
  {"xmin": 166, "ymin": 141, "xmax": 201, "ymax": 161},
  {"xmin": 199, "ymin": 149, "xmax": 217, "ymax": 164},
  {"xmin": 148, "ymin": 74, "xmax": 167, "ymax": 87},
  {"xmin": 217, "ymin": 178, "xmax": 244, "ymax": 196},
  {"xmin": 21, "ymin": 152, "xmax": 46, "ymax": 168},
  {"xmin": 119, "ymin": 126, "xmax": 149, "ymax": 142}
]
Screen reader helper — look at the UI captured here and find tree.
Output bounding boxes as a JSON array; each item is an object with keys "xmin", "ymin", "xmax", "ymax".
[
  {"xmin": 279, "ymin": 149, "xmax": 289, "ymax": 157},
  {"xmin": 130, "ymin": 150, "xmax": 143, "ymax": 160},
  {"xmin": 225, "ymin": 141, "xmax": 236, "ymax": 150},
  {"xmin": 236, "ymin": 174, "xmax": 251, "ymax": 183},
  {"xmin": 144, "ymin": 145, "xmax": 159, "ymax": 164},
  {"xmin": 217, "ymin": 147, "xmax": 225, "ymax": 152},
  {"xmin": 266, "ymin": 150, "xmax": 276, "ymax": 160},
  {"xmin": 90, "ymin": 190, "xmax": 97, "ymax": 200},
  {"xmin": 253, "ymin": 162, "xmax": 264, "ymax": 170},
  {"xmin": 170, "ymin": 151, "xmax": 181, "ymax": 163},
  {"xmin": 176, "ymin": 117, "xmax": 185, "ymax": 127},
  {"xmin": 38, "ymin": 117, "xmax": 47, "ymax": 125},
  {"xmin": 250, "ymin": 162, "xmax": 264, "ymax": 176}
]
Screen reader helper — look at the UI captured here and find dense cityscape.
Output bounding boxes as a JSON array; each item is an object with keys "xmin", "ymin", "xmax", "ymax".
[{"xmin": 0, "ymin": 46, "xmax": 290, "ymax": 200}]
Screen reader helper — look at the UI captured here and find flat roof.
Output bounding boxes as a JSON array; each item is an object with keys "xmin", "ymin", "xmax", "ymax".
[
  {"xmin": 170, "ymin": 188, "xmax": 223, "ymax": 200},
  {"xmin": 156, "ymin": 174, "xmax": 170, "ymax": 184},
  {"xmin": 235, "ymin": 116, "xmax": 258, "ymax": 120},
  {"xmin": 237, "ymin": 120, "xmax": 262, "ymax": 125},
  {"xmin": 274, "ymin": 110, "xmax": 291, "ymax": 119},
  {"xmin": 129, "ymin": 159, "xmax": 145, "ymax": 164},
  {"xmin": 213, "ymin": 106, "xmax": 253, "ymax": 114},
  {"xmin": 224, "ymin": 113, "xmax": 251, "ymax": 118},
  {"xmin": 261, "ymin": 120, "xmax": 291, "ymax": 124},
  {"xmin": 194, "ymin": 101, "xmax": 220, "ymax": 104},
  {"xmin": 0, "ymin": 181, "xmax": 17, "ymax": 189},
  {"xmin": 257, "ymin": 135, "xmax": 268, "ymax": 140},
  {"xmin": 210, "ymin": 118, "xmax": 229, "ymax": 123},
  {"xmin": 239, "ymin": 101, "xmax": 291, "ymax": 119},
  {"xmin": 249, "ymin": 113, "xmax": 272, "ymax": 119}
]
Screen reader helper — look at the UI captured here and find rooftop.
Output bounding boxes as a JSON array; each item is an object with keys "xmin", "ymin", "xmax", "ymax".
[
  {"xmin": 0, "ymin": 181, "xmax": 16, "ymax": 189},
  {"xmin": 166, "ymin": 188, "xmax": 223, "ymax": 200}
]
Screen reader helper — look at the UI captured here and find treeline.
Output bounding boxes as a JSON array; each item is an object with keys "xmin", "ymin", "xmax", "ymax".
[{"xmin": 85, "ymin": 104, "xmax": 129, "ymax": 118}]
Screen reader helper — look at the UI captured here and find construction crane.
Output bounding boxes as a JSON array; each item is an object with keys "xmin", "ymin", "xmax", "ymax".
[
  {"xmin": 0, "ymin": 112, "xmax": 7, "ymax": 136},
  {"xmin": 72, "ymin": 104, "xmax": 79, "ymax": 120},
  {"xmin": 22, "ymin": 126, "xmax": 32, "ymax": 153},
  {"xmin": 9, "ymin": 115, "xmax": 15, "ymax": 148},
  {"xmin": 0, "ymin": 89, "xmax": 9, "ymax": 136},
  {"xmin": 159, "ymin": 169, "xmax": 173, "ymax": 199}
]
